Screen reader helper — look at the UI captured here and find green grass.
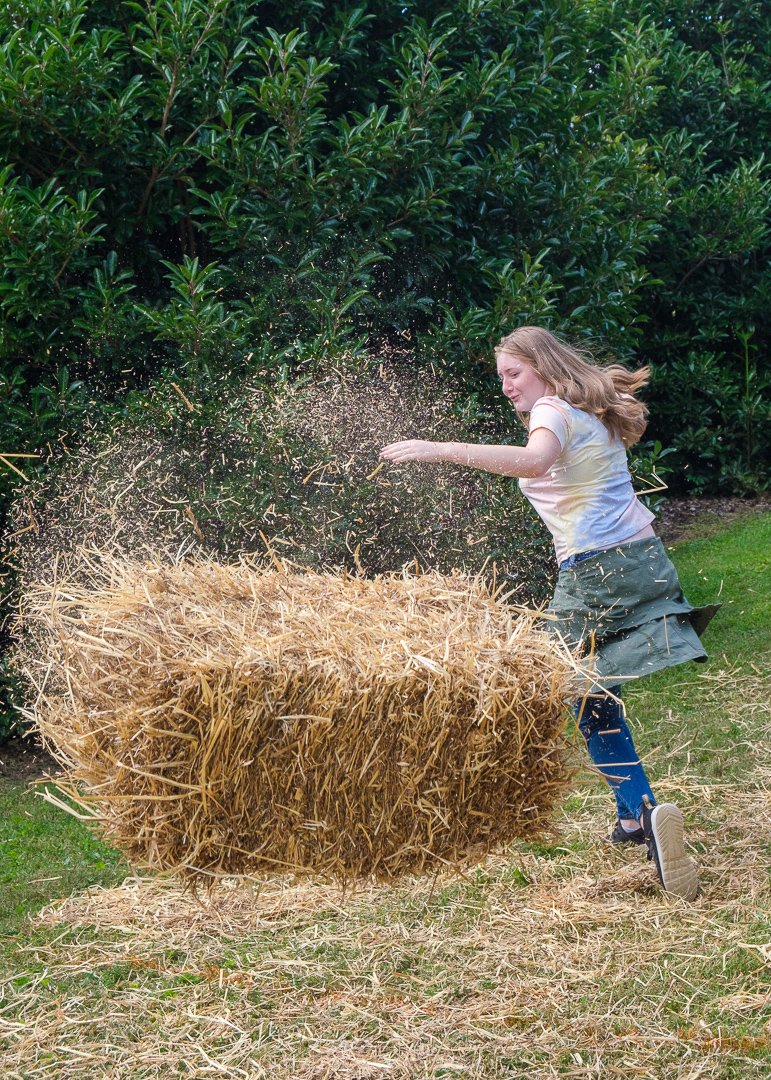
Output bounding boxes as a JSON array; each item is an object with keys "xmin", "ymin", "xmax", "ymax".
[
  {"xmin": 0, "ymin": 511, "xmax": 769, "ymax": 1078},
  {"xmin": 0, "ymin": 781, "xmax": 127, "ymax": 938},
  {"xmin": 623, "ymin": 511, "xmax": 771, "ymax": 783},
  {"xmin": 660, "ymin": 510, "xmax": 771, "ymax": 658}
]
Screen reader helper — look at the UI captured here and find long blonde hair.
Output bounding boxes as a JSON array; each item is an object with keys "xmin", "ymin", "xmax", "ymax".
[{"xmin": 496, "ymin": 326, "xmax": 649, "ymax": 447}]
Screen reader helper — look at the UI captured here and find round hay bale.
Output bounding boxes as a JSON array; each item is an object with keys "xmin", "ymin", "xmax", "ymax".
[{"xmin": 16, "ymin": 559, "xmax": 578, "ymax": 882}]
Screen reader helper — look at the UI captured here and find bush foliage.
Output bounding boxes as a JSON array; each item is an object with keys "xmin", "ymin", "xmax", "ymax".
[{"xmin": 0, "ymin": 0, "xmax": 768, "ymax": 506}]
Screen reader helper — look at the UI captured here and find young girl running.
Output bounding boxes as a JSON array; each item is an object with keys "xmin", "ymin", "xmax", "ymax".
[{"xmin": 380, "ymin": 325, "xmax": 718, "ymax": 901}]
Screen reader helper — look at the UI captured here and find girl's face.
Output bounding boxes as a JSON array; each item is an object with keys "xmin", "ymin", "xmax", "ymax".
[{"xmin": 495, "ymin": 350, "xmax": 553, "ymax": 413}]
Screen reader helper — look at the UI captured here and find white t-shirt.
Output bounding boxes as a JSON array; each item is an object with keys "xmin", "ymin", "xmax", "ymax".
[{"xmin": 519, "ymin": 395, "xmax": 654, "ymax": 565}]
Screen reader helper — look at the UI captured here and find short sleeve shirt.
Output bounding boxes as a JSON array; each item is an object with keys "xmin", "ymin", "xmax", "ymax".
[{"xmin": 519, "ymin": 396, "xmax": 654, "ymax": 564}]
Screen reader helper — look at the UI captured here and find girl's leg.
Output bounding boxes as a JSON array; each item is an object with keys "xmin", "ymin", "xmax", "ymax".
[
  {"xmin": 574, "ymin": 688, "xmax": 699, "ymax": 899},
  {"xmin": 573, "ymin": 687, "xmax": 655, "ymax": 824}
]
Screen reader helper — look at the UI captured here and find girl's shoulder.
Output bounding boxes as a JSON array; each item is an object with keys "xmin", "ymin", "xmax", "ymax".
[
  {"xmin": 527, "ymin": 396, "xmax": 574, "ymax": 447},
  {"xmin": 534, "ymin": 395, "xmax": 602, "ymax": 428},
  {"xmin": 532, "ymin": 394, "xmax": 572, "ymax": 413},
  {"xmin": 530, "ymin": 395, "xmax": 576, "ymax": 424},
  {"xmin": 530, "ymin": 396, "xmax": 614, "ymax": 446}
]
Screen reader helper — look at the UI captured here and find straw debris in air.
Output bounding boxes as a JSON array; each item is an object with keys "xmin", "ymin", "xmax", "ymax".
[{"xmin": 18, "ymin": 558, "xmax": 577, "ymax": 882}]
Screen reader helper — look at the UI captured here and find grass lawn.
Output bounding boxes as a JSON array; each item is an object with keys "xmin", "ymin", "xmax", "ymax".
[{"xmin": 1, "ymin": 511, "xmax": 769, "ymax": 1078}]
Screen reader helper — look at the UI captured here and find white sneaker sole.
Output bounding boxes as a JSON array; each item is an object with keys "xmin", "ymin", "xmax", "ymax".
[{"xmin": 649, "ymin": 803, "xmax": 699, "ymax": 900}]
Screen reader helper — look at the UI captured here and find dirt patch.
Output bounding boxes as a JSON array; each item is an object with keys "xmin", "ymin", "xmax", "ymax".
[
  {"xmin": 656, "ymin": 493, "xmax": 771, "ymax": 544},
  {"xmin": 0, "ymin": 734, "xmax": 60, "ymax": 784}
]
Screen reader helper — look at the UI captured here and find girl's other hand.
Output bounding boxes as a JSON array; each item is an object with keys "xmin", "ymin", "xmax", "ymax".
[{"xmin": 380, "ymin": 439, "xmax": 446, "ymax": 463}]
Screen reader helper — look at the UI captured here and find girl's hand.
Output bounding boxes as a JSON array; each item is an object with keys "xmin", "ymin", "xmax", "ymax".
[{"xmin": 380, "ymin": 439, "xmax": 447, "ymax": 463}]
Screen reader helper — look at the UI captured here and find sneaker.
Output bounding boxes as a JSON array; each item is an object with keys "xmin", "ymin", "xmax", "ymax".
[
  {"xmin": 606, "ymin": 820, "xmax": 646, "ymax": 846},
  {"xmin": 640, "ymin": 799, "xmax": 699, "ymax": 900}
]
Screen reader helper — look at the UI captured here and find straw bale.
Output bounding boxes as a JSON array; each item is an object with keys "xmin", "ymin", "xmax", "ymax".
[{"xmin": 17, "ymin": 559, "xmax": 578, "ymax": 882}]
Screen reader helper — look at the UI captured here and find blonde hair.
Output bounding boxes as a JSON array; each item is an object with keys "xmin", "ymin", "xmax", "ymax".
[{"xmin": 495, "ymin": 326, "xmax": 649, "ymax": 447}]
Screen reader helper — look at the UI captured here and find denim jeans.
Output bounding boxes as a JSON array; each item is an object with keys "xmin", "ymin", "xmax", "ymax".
[
  {"xmin": 573, "ymin": 686, "xmax": 656, "ymax": 822},
  {"xmin": 558, "ymin": 548, "xmax": 607, "ymax": 571}
]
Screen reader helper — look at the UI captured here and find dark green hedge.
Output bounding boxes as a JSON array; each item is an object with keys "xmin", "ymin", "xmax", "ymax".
[{"xmin": 1, "ymin": 0, "xmax": 768, "ymax": 507}]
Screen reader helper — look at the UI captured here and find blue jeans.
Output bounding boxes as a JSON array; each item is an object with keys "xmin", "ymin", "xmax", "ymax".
[
  {"xmin": 558, "ymin": 548, "xmax": 607, "ymax": 571},
  {"xmin": 573, "ymin": 686, "xmax": 656, "ymax": 822}
]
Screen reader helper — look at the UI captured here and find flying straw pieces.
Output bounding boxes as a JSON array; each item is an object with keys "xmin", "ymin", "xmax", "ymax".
[{"xmin": 18, "ymin": 558, "xmax": 578, "ymax": 882}]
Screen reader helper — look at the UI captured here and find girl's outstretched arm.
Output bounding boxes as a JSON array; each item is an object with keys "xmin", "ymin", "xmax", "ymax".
[{"xmin": 379, "ymin": 428, "xmax": 561, "ymax": 479}]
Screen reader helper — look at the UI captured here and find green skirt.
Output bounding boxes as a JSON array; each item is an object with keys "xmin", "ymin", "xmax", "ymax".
[{"xmin": 545, "ymin": 536, "xmax": 720, "ymax": 692}]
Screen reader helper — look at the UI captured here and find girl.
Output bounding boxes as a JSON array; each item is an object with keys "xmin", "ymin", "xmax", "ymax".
[{"xmin": 380, "ymin": 326, "xmax": 718, "ymax": 901}]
